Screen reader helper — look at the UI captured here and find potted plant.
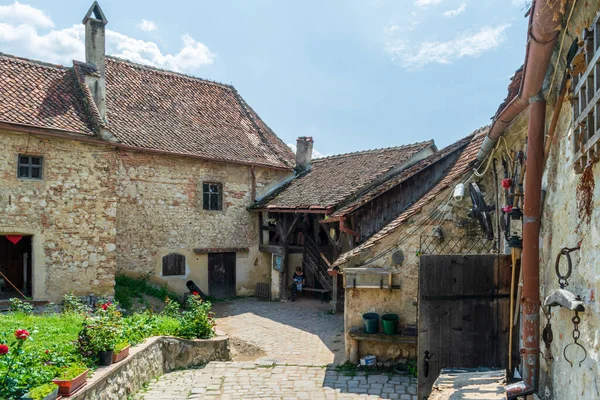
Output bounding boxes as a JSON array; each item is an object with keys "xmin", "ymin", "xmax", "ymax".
[
  {"xmin": 78, "ymin": 302, "xmax": 121, "ymax": 366},
  {"xmin": 112, "ymin": 341, "xmax": 130, "ymax": 363},
  {"xmin": 52, "ymin": 364, "xmax": 88, "ymax": 396},
  {"xmin": 21, "ymin": 383, "xmax": 59, "ymax": 400}
]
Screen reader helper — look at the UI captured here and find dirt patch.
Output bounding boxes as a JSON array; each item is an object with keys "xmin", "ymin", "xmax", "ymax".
[{"xmin": 229, "ymin": 337, "xmax": 266, "ymax": 361}]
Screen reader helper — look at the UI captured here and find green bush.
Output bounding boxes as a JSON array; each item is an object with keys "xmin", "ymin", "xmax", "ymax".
[
  {"xmin": 176, "ymin": 295, "xmax": 215, "ymax": 340},
  {"xmin": 61, "ymin": 292, "xmax": 90, "ymax": 315},
  {"xmin": 114, "ymin": 274, "xmax": 179, "ymax": 313},
  {"xmin": 24, "ymin": 382, "xmax": 58, "ymax": 400},
  {"xmin": 8, "ymin": 298, "xmax": 33, "ymax": 314}
]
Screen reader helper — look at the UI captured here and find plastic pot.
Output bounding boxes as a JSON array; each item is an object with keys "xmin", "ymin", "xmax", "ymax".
[
  {"xmin": 381, "ymin": 313, "xmax": 399, "ymax": 335},
  {"xmin": 362, "ymin": 312, "xmax": 380, "ymax": 334},
  {"xmin": 52, "ymin": 369, "xmax": 88, "ymax": 396},
  {"xmin": 98, "ymin": 350, "xmax": 114, "ymax": 366}
]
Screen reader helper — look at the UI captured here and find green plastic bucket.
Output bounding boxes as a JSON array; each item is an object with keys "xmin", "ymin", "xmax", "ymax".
[
  {"xmin": 381, "ymin": 314, "xmax": 399, "ymax": 335},
  {"xmin": 362, "ymin": 313, "xmax": 380, "ymax": 334}
]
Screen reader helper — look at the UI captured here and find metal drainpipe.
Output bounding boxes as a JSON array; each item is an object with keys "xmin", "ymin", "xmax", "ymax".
[{"xmin": 522, "ymin": 92, "xmax": 545, "ymax": 390}]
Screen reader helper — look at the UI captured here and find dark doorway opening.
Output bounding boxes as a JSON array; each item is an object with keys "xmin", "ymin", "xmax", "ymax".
[
  {"xmin": 0, "ymin": 235, "xmax": 33, "ymax": 299},
  {"xmin": 208, "ymin": 252, "xmax": 236, "ymax": 299}
]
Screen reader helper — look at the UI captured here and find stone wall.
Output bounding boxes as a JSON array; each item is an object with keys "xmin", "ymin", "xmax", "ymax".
[
  {"xmin": 116, "ymin": 150, "xmax": 289, "ymax": 297},
  {"xmin": 342, "ymin": 175, "xmax": 496, "ymax": 361},
  {"xmin": 537, "ymin": 101, "xmax": 600, "ymax": 400},
  {"xmin": 0, "ymin": 130, "xmax": 117, "ymax": 301},
  {"xmin": 72, "ymin": 334, "xmax": 230, "ymax": 400}
]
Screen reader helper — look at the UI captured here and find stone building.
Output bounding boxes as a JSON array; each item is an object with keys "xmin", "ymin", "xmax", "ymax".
[
  {"xmin": 473, "ymin": 3, "xmax": 600, "ymax": 399},
  {"xmin": 0, "ymin": 3, "xmax": 294, "ymax": 302},
  {"xmin": 329, "ymin": 129, "xmax": 493, "ymax": 364}
]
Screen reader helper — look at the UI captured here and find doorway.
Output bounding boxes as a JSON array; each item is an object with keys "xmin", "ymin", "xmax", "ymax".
[
  {"xmin": 0, "ymin": 235, "xmax": 33, "ymax": 299},
  {"xmin": 208, "ymin": 252, "xmax": 236, "ymax": 299}
]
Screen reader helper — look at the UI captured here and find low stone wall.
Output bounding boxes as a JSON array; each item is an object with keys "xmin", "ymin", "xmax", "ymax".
[{"xmin": 72, "ymin": 333, "xmax": 230, "ymax": 400}]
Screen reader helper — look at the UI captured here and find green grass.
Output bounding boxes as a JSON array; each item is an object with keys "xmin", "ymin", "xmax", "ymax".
[{"xmin": 114, "ymin": 274, "xmax": 179, "ymax": 312}]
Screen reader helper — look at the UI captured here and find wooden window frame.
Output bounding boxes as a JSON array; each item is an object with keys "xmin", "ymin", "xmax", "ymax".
[
  {"xmin": 572, "ymin": 13, "xmax": 600, "ymax": 173},
  {"xmin": 17, "ymin": 155, "xmax": 43, "ymax": 180},
  {"xmin": 202, "ymin": 182, "xmax": 223, "ymax": 211},
  {"xmin": 162, "ymin": 253, "xmax": 186, "ymax": 276}
]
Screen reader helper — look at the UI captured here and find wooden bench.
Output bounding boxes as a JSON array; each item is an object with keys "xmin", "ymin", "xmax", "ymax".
[
  {"xmin": 347, "ymin": 327, "xmax": 417, "ymax": 364},
  {"xmin": 301, "ymin": 287, "xmax": 331, "ymax": 303}
]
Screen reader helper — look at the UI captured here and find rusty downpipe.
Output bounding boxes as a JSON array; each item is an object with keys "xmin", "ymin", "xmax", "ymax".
[
  {"xmin": 507, "ymin": 93, "xmax": 546, "ymax": 398},
  {"xmin": 477, "ymin": 0, "xmax": 560, "ymax": 161}
]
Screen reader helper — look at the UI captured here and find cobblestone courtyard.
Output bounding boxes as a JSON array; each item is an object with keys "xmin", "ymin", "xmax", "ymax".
[{"xmin": 135, "ymin": 299, "xmax": 417, "ymax": 400}]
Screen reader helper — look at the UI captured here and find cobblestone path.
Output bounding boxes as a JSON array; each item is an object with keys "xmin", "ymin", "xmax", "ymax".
[{"xmin": 135, "ymin": 299, "xmax": 418, "ymax": 400}]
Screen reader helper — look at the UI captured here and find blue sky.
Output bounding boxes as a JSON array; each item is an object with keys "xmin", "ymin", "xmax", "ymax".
[{"xmin": 0, "ymin": 0, "xmax": 530, "ymax": 156}]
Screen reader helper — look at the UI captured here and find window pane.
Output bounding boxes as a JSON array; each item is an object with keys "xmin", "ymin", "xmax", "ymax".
[
  {"xmin": 210, "ymin": 184, "xmax": 219, "ymax": 193},
  {"xmin": 18, "ymin": 156, "xmax": 29, "ymax": 166},
  {"xmin": 19, "ymin": 166, "xmax": 29, "ymax": 177},
  {"xmin": 203, "ymin": 193, "xmax": 210, "ymax": 210},
  {"xmin": 210, "ymin": 194, "xmax": 219, "ymax": 210},
  {"xmin": 203, "ymin": 183, "xmax": 209, "ymax": 194},
  {"xmin": 30, "ymin": 157, "xmax": 41, "ymax": 165},
  {"xmin": 31, "ymin": 167, "xmax": 40, "ymax": 178}
]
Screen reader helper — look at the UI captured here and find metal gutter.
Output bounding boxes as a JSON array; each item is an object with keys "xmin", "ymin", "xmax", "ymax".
[{"xmin": 476, "ymin": 0, "xmax": 560, "ymax": 161}]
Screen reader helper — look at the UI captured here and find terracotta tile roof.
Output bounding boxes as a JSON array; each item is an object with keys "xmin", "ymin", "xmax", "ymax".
[
  {"xmin": 0, "ymin": 53, "xmax": 94, "ymax": 135},
  {"xmin": 253, "ymin": 140, "xmax": 436, "ymax": 211},
  {"xmin": 495, "ymin": 66, "xmax": 523, "ymax": 117},
  {"xmin": 329, "ymin": 135, "xmax": 475, "ymax": 218},
  {"xmin": 101, "ymin": 57, "xmax": 294, "ymax": 169},
  {"xmin": 332, "ymin": 130, "xmax": 486, "ymax": 268}
]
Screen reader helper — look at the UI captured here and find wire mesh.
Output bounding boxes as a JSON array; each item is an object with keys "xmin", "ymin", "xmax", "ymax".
[{"xmin": 419, "ymin": 235, "xmax": 496, "ymax": 255}]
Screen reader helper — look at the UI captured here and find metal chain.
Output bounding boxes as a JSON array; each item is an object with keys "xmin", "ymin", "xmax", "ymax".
[
  {"xmin": 563, "ymin": 310, "xmax": 587, "ymax": 367},
  {"xmin": 555, "ymin": 246, "xmax": 580, "ymax": 289}
]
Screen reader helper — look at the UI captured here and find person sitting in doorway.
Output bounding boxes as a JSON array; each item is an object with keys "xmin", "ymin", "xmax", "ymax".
[{"xmin": 291, "ymin": 266, "xmax": 305, "ymax": 301}]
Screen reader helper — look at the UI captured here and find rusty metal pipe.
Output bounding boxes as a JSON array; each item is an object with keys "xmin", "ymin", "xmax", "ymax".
[
  {"xmin": 477, "ymin": 0, "xmax": 560, "ymax": 161},
  {"xmin": 520, "ymin": 93, "xmax": 545, "ymax": 390}
]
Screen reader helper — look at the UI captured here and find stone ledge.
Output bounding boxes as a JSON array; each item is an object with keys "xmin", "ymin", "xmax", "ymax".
[{"xmin": 71, "ymin": 332, "xmax": 230, "ymax": 399}]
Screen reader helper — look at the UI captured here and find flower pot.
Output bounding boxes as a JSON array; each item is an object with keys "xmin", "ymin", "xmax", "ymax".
[
  {"xmin": 112, "ymin": 345, "xmax": 130, "ymax": 363},
  {"xmin": 21, "ymin": 387, "xmax": 59, "ymax": 400},
  {"xmin": 52, "ymin": 369, "xmax": 88, "ymax": 396},
  {"xmin": 98, "ymin": 350, "xmax": 114, "ymax": 366}
]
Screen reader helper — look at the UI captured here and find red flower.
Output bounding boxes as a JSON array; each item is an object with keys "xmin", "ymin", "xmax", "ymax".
[
  {"xmin": 192, "ymin": 292, "xmax": 199, "ymax": 296},
  {"xmin": 0, "ymin": 344, "xmax": 8, "ymax": 355},
  {"xmin": 15, "ymin": 329, "xmax": 30, "ymax": 340},
  {"xmin": 101, "ymin": 302, "xmax": 111, "ymax": 310},
  {"xmin": 45, "ymin": 350, "xmax": 50, "ymax": 354}
]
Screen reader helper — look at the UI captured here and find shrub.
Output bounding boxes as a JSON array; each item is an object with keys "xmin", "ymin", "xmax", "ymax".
[
  {"xmin": 77, "ymin": 302, "xmax": 121, "ymax": 358},
  {"xmin": 175, "ymin": 294, "xmax": 215, "ymax": 340},
  {"xmin": 162, "ymin": 297, "xmax": 181, "ymax": 318},
  {"xmin": 25, "ymin": 382, "xmax": 58, "ymax": 400},
  {"xmin": 8, "ymin": 298, "xmax": 33, "ymax": 314},
  {"xmin": 62, "ymin": 292, "xmax": 90, "ymax": 315}
]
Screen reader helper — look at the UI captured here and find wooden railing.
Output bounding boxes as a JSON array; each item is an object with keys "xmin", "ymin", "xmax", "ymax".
[{"xmin": 302, "ymin": 236, "xmax": 332, "ymax": 291}]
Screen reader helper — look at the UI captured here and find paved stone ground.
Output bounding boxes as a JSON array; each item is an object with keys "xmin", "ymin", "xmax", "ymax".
[{"xmin": 135, "ymin": 299, "xmax": 418, "ymax": 400}]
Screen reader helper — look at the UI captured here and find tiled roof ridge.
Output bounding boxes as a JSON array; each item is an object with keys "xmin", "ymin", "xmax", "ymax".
[
  {"xmin": 313, "ymin": 139, "xmax": 435, "ymax": 162},
  {"xmin": 106, "ymin": 56, "xmax": 233, "ymax": 89},
  {"xmin": 0, "ymin": 52, "xmax": 70, "ymax": 71},
  {"xmin": 230, "ymin": 87, "xmax": 294, "ymax": 168}
]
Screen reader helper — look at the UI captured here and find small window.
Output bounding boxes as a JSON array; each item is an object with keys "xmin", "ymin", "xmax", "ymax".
[
  {"xmin": 203, "ymin": 183, "xmax": 223, "ymax": 210},
  {"xmin": 162, "ymin": 253, "xmax": 186, "ymax": 276},
  {"xmin": 18, "ymin": 155, "xmax": 43, "ymax": 179}
]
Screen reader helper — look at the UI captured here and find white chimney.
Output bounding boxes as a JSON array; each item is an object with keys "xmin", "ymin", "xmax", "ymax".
[
  {"xmin": 82, "ymin": 2, "xmax": 108, "ymax": 120},
  {"xmin": 295, "ymin": 137, "xmax": 313, "ymax": 173}
]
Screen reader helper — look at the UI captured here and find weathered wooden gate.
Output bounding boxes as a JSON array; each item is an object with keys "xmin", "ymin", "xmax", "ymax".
[
  {"xmin": 208, "ymin": 252, "xmax": 236, "ymax": 299},
  {"xmin": 417, "ymin": 254, "xmax": 511, "ymax": 399}
]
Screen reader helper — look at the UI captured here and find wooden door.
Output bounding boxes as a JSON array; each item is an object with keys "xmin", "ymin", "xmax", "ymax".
[
  {"xmin": 208, "ymin": 252, "xmax": 236, "ymax": 299},
  {"xmin": 417, "ymin": 254, "xmax": 511, "ymax": 399}
]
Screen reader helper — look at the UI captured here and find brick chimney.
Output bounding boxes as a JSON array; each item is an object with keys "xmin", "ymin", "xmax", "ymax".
[
  {"xmin": 82, "ymin": 2, "xmax": 108, "ymax": 120},
  {"xmin": 295, "ymin": 136, "xmax": 313, "ymax": 173}
]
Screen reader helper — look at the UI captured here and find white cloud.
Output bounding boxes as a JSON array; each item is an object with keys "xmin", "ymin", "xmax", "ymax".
[
  {"xmin": 137, "ymin": 19, "xmax": 157, "ymax": 32},
  {"xmin": 287, "ymin": 143, "xmax": 328, "ymax": 159},
  {"xmin": 511, "ymin": 0, "xmax": 531, "ymax": 7},
  {"xmin": 415, "ymin": 0, "xmax": 443, "ymax": 7},
  {"xmin": 443, "ymin": 3, "xmax": 467, "ymax": 18},
  {"xmin": 0, "ymin": 2, "xmax": 214, "ymax": 72},
  {"xmin": 385, "ymin": 24, "xmax": 509, "ymax": 69},
  {"xmin": 0, "ymin": 1, "xmax": 54, "ymax": 28}
]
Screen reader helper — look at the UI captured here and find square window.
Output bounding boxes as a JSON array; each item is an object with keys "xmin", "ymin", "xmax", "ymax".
[
  {"xmin": 203, "ymin": 183, "xmax": 223, "ymax": 210},
  {"xmin": 17, "ymin": 155, "xmax": 43, "ymax": 180}
]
